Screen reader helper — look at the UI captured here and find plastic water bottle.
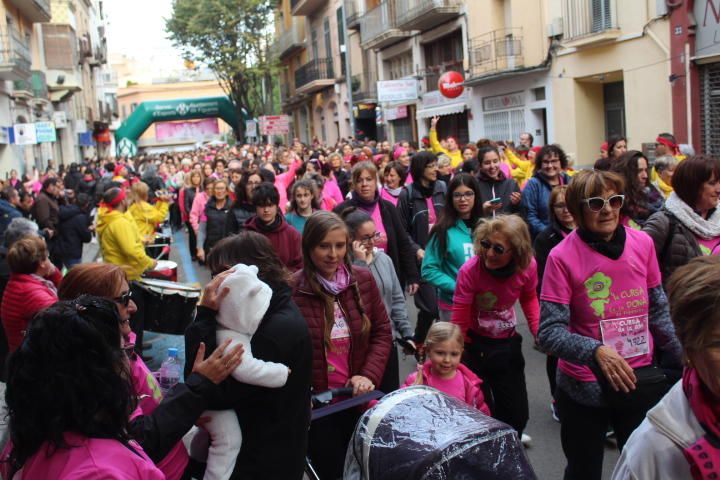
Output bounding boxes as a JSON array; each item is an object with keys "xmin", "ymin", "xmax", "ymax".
[{"xmin": 158, "ymin": 347, "xmax": 181, "ymax": 395}]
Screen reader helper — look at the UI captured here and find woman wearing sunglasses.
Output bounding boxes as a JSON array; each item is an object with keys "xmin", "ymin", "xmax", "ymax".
[
  {"xmin": 342, "ymin": 206, "xmax": 413, "ymax": 392},
  {"xmin": 452, "ymin": 214, "xmax": 539, "ymax": 445},
  {"xmin": 422, "ymin": 173, "xmax": 483, "ymax": 322},
  {"xmin": 538, "ymin": 170, "xmax": 682, "ymax": 480}
]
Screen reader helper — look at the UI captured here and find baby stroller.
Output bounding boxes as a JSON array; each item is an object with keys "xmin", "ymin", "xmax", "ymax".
[{"xmin": 343, "ymin": 386, "xmax": 537, "ymax": 479}]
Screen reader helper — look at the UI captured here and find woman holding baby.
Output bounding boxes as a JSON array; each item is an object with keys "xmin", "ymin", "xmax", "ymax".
[{"xmin": 292, "ymin": 210, "xmax": 393, "ymax": 480}]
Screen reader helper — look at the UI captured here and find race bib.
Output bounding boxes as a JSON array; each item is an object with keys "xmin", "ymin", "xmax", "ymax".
[
  {"xmin": 475, "ymin": 306, "xmax": 517, "ymax": 337},
  {"xmin": 599, "ymin": 314, "xmax": 649, "ymax": 359}
]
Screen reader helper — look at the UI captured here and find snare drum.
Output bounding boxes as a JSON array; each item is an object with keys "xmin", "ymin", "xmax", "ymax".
[
  {"xmin": 144, "ymin": 260, "xmax": 178, "ymax": 282},
  {"xmin": 146, "ymin": 233, "xmax": 172, "ymax": 260},
  {"xmin": 138, "ymin": 278, "xmax": 201, "ymax": 334}
]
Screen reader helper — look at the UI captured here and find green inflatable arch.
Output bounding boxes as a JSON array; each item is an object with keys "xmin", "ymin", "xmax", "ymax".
[{"xmin": 115, "ymin": 96, "xmax": 243, "ymax": 156}]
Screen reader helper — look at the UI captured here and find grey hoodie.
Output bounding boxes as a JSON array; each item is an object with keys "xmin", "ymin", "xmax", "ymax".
[{"xmin": 354, "ymin": 249, "xmax": 413, "ymax": 338}]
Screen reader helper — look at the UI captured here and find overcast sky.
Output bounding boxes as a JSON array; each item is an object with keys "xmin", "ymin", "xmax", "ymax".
[{"xmin": 105, "ymin": 0, "xmax": 185, "ymax": 69}]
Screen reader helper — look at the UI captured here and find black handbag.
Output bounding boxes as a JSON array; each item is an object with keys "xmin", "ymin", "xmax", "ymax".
[{"xmin": 597, "ymin": 364, "xmax": 670, "ymax": 410}]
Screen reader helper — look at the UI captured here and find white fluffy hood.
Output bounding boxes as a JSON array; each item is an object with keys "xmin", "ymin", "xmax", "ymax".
[{"xmin": 216, "ymin": 264, "xmax": 272, "ymax": 336}]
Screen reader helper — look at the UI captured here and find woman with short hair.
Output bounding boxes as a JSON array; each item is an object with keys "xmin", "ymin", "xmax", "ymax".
[
  {"xmin": 643, "ymin": 155, "xmax": 720, "ymax": 283},
  {"xmin": 538, "ymin": 169, "xmax": 682, "ymax": 480},
  {"xmin": 652, "ymin": 154, "xmax": 678, "ymax": 198},
  {"xmin": 521, "ymin": 144, "xmax": 571, "ymax": 238}
]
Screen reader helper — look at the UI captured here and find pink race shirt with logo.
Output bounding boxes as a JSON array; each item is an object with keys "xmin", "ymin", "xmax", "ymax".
[
  {"xmin": 453, "ymin": 255, "xmax": 538, "ymax": 339},
  {"xmin": 371, "ymin": 203, "xmax": 388, "ymax": 252},
  {"xmin": 696, "ymin": 235, "xmax": 720, "ymax": 256},
  {"xmin": 426, "ymin": 197, "xmax": 437, "ymax": 232},
  {"xmin": 327, "ymin": 302, "xmax": 351, "ymax": 389},
  {"xmin": 540, "ymin": 228, "xmax": 661, "ymax": 382}
]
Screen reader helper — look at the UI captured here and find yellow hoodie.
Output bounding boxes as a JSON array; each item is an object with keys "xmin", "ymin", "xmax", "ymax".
[
  {"xmin": 128, "ymin": 200, "xmax": 169, "ymax": 240},
  {"xmin": 505, "ymin": 149, "xmax": 534, "ymax": 185},
  {"xmin": 429, "ymin": 129, "xmax": 464, "ymax": 169},
  {"xmin": 97, "ymin": 207, "xmax": 155, "ymax": 281}
]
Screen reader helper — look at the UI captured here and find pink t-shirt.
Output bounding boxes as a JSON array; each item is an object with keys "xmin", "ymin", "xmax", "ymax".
[
  {"xmin": 327, "ymin": 302, "xmax": 351, "ymax": 389},
  {"xmin": 540, "ymin": 228, "xmax": 661, "ymax": 382},
  {"xmin": 453, "ymin": 255, "xmax": 538, "ymax": 339},
  {"xmin": 696, "ymin": 235, "xmax": 720, "ymax": 256},
  {"xmin": 427, "ymin": 370, "xmax": 466, "ymax": 401},
  {"xmin": 10, "ymin": 433, "xmax": 164, "ymax": 480},
  {"xmin": 380, "ymin": 188, "xmax": 399, "ymax": 206},
  {"xmin": 426, "ymin": 197, "xmax": 437, "ymax": 231},
  {"xmin": 371, "ymin": 203, "xmax": 388, "ymax": 252}
]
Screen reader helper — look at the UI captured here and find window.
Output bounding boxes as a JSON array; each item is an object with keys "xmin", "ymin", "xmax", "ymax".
[
  {"xmin": 423, "ymin": 30, "xmax": 463, "ymax": 91},
  {"xmin": 323, "ymin": 18, "xmax": 332, "ymax": 61},
  {"xmin": 483, "ymin": 110, "xmax": 525, "ymax": 143},
  {"xmin": 42, "ymin": 24, "xmax": 77, "ymax": 69},
  {"xmin": 311, "ymin": 28, "xmax": 318, "ymax": 60},
  {"xmin": 384, "ymin": 52, "xmax": 413, "ymax": 80},
  {"xmin": 592, "ymin": 0, "xmax": 612, "ymax": 33},
  {"xmin": 337, "ymin": 7, "xmax": 346, "ymax": 76}
]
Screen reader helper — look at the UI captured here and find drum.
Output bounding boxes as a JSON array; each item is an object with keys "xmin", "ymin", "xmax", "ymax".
[
  {"xmin": 138, "ymin": 278, "xmax": 201, "ymax": 334},
  {"xmin": 144, "ymin": 260, "xmax": 178, "ymax": 282},
  {"xmin": 146, "ymin": 233, "xmax": 172, "ymax": 260}
]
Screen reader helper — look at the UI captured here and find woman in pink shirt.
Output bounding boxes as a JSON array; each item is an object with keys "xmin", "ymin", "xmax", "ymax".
[
  {"xmin": 452, "ymin": 214, "xmax": 539, "ymax": 444},
  {"xmin": 189, "ymin": 177, "xmax": 215, "ymax": 236}
]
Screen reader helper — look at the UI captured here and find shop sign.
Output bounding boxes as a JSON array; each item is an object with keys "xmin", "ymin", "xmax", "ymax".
[
  {"xmin": 438, "ymin": 71, "xmax": 465, "ymax": 99},
  {"xmin": 13, "ymin": 123, "xmax": 37, "ymax": 145},
  {"xmin": 696, "ymin": 0, "xmax": 720, "ymax": 58},
  {"xmin": 482, "ymin": 91, "xmax": 525, "ymax": 112},
  {"xmin": 259, "ymin": 115, "xmax": 290, "ymax": 135},
  {"xmin": 0, "ymin": 127, "xmax": 9, "ymax": 144},
  {"xmin": 53, "ymin": 111, "xmax": 68, "ymax": 129},
  {"xmin": 35, "ymin": 122, "xmax": 57, "ymax": 143},
  {"xmin": 385, "ymin": 105, "xmax": 408, "ymax": 121},
  {"xmin": 422, "ymin": 89, "xmax": 470, "ymax": 108},
  {"xmin": 377, "ymin": 79, "xmax": 418, "ymax": 103}
]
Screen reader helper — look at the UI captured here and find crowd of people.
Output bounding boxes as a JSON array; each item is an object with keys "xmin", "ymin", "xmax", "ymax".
[{"xmin": 0, "ymin": 122, "xmax": 716, "ymax": 480}]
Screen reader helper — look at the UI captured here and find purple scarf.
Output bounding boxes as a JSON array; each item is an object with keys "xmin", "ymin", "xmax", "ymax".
[{"xmin": 316, "ymin": 263, "xmax": 351, "ymax": 296}]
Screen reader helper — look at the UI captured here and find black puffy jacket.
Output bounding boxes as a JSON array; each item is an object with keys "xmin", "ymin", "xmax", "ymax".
[
  {"xmin": 396, "ymin": 181, "xmax": 446, "ymax": 252},
  {"xmin": 56, "ymin": 204, "xmax": 92, "ymax": 261},
  {"xmin": 642, "ymin": 208, "xmax": 703, "ymax": 284},
  {"xmin": 203, "ymin": 198, "xmax": 229, "ymax": 252},
  {"xmin": 224, "ymin": 203, "xmax": 255, "ymax": 235}
]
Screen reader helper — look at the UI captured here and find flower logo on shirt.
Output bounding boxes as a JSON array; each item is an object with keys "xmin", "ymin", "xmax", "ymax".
[
  {"xmin": 146, "ymin": 372, "xmax": 163, "ymax": 402},
  {"xmin": 584, "ymin": 272, "xmax": 612, "ymax": 318},
  {"xmin": 475, "ymin": 291, "xmax": 498, "ymax": 310},
  {"xmin": 700, "ymin": 244, "xmax": 712, "ymax": 256}
]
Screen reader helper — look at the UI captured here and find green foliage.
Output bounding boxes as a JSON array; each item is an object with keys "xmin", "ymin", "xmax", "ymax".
[{"xmin": 166, "ymin": 0, "xmax": 276, "ymax": 138}]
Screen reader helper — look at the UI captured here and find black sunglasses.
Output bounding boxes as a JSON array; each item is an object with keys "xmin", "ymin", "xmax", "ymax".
[
  {"xmin": 113, "ymin": 290, "xmax": 133, "ymax": 306},
  {"xmin": 480, "ymin": 239, "xmax": 507, "ymax": 255}
]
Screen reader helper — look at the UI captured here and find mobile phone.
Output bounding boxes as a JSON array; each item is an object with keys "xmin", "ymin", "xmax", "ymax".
[{"xmin": 490, "ymin": 197, "xmax": 502, "ymax": 204}]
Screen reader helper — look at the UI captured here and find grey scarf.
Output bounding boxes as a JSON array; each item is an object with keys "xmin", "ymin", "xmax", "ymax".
[{"xmin": 665, "ymin": 192, "xmax": 720, "ymax": 239}]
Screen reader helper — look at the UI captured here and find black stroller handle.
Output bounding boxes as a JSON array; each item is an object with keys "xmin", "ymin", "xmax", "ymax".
[
  {"xmin": 311, "ymin": 387, "xmax": 354, "ymax": 408},
  {"xmin": 311, "ymin": 389, "xmax": 384, "ymax": 421}
]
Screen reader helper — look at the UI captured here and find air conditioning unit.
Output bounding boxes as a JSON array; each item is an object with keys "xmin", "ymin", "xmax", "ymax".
[{"xmin": 547, "ymin": 17, "xmax": 564, "ymax": 37}]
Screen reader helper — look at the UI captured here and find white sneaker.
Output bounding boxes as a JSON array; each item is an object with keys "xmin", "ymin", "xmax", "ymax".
[{"xmin": 521, "ymin": 433, "xmax": 532, "ymax": 446}]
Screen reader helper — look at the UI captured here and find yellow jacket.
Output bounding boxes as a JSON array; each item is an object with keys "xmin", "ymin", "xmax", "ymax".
[
  {"xmin": 97, "ymin": 207, "xmax": 155, "ymax": 281},
  {"xmin": 128, "ymin": 200, "xmax": 169, "ymax": 239},
  {"xmin": 429, "ymin": 129, "xmax": 464, "ymax": 169},
  {"xmin": 505, "ymin": 149, "xmax": 534, "ymax": 185}
]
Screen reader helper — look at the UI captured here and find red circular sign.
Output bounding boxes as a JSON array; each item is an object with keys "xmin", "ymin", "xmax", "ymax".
[{"xmin": 438, "ymin": 71, "xmax": 465, "ymax": 99}]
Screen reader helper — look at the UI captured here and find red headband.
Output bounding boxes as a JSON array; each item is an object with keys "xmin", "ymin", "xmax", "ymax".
[
  {"xmin": 101, "ymin": 188, "xmax": 126, "ymax": 211},
  {"xmin": 656, "ymin": 136, "xmax": 680, "ymax": 155}
]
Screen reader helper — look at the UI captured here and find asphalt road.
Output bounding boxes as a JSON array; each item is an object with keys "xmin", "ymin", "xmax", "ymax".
[{"xmin": 156, "ymin": 230, "xmax": 622, "ymax": 479}]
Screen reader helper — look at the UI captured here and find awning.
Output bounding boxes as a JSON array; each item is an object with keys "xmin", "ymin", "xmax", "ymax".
[
  {"xmin": 416, "ymin": 101, "xmax": 468, "ymax": 118},
  {"xmin": 50, "ymin": 89, "xmax": 74, "ymax": 103}
]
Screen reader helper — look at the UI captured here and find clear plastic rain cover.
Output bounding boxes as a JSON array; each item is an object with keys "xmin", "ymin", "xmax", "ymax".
[{"xmin": 344, "ymin": 385, "xmax": 537, "ymax": 480}]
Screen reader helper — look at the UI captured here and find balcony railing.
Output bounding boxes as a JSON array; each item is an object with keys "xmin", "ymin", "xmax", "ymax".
[
  {"xmin": 345, "ymin": 0, "xmax": 365, "ymax": 29},
  {"xmin": 8, "ymin": 0, "xmax": 51, "ymax": 23},
  {"xmin": 0, "ymin": 31, "xmax": 31, "ymax": 81},
  {"xmin": 562, "ymin": 0, "xmax": 618, "ymax": 41},
  {"xmin": 360, "ymin": 1, "xmax": 412, "ymax": 49},
  {"xmin": 351, "ymin": 71, "xmax": 377, "ymax": 103},
  {"xmin": 422, "ymin": 61, "xmax": 464, "ymax": 92},
  {"xmin": 295, "ymin": 58, "xmax": 334, "ymax": 90},
  {"xmin": 395, "ymin": 0, "xmax": 462, "ymax": 32},
  {"xmin": 271, "ymin": 17, "xmax": 305, "ymax": 60},
  {"xmin": 469, "ymin": 28, "xmax": 523, "ymax": 79}
]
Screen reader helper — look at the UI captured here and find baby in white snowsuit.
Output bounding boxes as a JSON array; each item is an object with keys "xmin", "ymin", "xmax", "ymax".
[{"xmin": 197, "ymin": 264, "xmax": 290, "ymax": 480}]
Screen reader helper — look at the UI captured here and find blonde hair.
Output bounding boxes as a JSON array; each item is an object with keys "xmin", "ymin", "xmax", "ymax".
[
  {"xmin": 437, "ymin": 155, "xmax": 452, "ymax": 168},
  {"xmin": 424, "ymin": 322, "xmax": 463, "ymax": 354},
  {"xmin": 130, "ymin": 181, "xmax": 149, "ymax": 203},
  {"xmin": 473, "ymin": 215, "xmax": 533, "ymax": 271}
]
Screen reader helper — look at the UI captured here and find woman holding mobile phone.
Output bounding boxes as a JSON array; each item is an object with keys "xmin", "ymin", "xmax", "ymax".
[{"xmin": 476, "ymin": 146, "xmax": 522, "ymax": 218}]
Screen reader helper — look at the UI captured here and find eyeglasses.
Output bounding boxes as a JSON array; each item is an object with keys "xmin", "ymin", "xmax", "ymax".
[
  {"xmin": 581, "ymin": 194, "xmax": 625, "ymax": 212},
  {"xmin": 452, "ymin": 191, "xmax": 475, "ymax": 200},
  {"xmin": 113, "ymin": 290, "xmax": 133, "ymax": 306},
  {"xmin": 480, "ymin": 239, "xmax": 508, "ymax": 255},
  {"xmin": 360, "ymin": 232, "xmax": 381, "ymax": 243}
]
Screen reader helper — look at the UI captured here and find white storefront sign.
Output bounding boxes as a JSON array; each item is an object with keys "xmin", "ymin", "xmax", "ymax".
[
  {"xmin": 377, "ymin": 79, "xmax": 418, "ymax": 103},
  {"xmin": 35, "ymin": 122, "xmax": 57, "ymax": 143},
  {"xmin": 13, "ymin": 123, "xmax": 37, "ymax": 145},
  {"xmin": 259, "ymin": 115, "xmax": 290, "ymax": 135},
  {"xmin": 482, "ymin": 91, "xmax": 525, "ymax": 111},
  {"xmin": 53, "ymin": 111, "xmax": 68, "ymax": 129}
]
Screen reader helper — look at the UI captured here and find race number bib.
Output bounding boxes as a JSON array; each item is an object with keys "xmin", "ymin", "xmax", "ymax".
[
  {"xmin": 599, "ymin": 314, "xmax": 649, "ymax": 359},
  {"xmin": 476, "ymin": 307, "xmax": 517, "ymax": 337}
]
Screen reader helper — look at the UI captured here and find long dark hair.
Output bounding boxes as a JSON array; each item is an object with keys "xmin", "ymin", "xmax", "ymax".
[
  {"xmin": 6, "ymin": 297, "xmax": 134, "ymax": 471},
  {"xmin": 231, "ymin": 171, "xmax": 261, "ymax": 208},
  {"xmin": 302, "ymin": 211, "xmax": 370, "ymax": 348},
  {"xmin": 288, "ymin": 179, "xmax": 320, "ymax": 213},
  {"xmin": 429, "ymin": 173, "xmax": 482, "ymax": 254},
  {"xmin": 207, "ymin": 231, "xmax": 291, "ymax": 285},
  {"xmin": 611, "ymin": 150, "xmax": 649, "ymax": 219}
]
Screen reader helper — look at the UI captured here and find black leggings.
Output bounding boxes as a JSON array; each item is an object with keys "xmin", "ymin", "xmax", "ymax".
[
  {"xmin": 463, "ymin": 333, "xmax": 529, "ymax": 434},
  {"xmin": 556, "ymin": 388, "xmax": 648, "ymax": 480},
  {"xmin": 129, "ymin": 282, "xmax": 146, "ymax": 355},
  {"xmin": 185, "ymin": 221, "xmax": 197, "ymax": 259}
]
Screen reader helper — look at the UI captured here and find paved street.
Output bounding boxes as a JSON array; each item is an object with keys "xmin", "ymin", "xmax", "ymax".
[{"xmin": 148, "ymin": 229, "xmax": 621, "ymax": 480}]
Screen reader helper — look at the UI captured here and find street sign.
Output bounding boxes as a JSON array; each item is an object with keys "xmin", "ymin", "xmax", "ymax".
[
  {"xmin": 259, "ymin": 115, "xmax": 290, "ymax": 135},
  {"xmin": 13, "ymin": 123, "xmax": 37, "ymax": 145},
  {"xmin": 377, "ymin": 79, "xmax": 418, "ymax": 103}
]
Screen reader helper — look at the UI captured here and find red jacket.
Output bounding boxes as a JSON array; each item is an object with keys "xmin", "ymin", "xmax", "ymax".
[
  {"xmin": 245, "ymin": 215, "xmax": 303, "ymax": 272},
  {"xmin": 1, "ymin": 270, "xmax": 61, "ymax": 352},
  {"xmin": 291, "ymin": 266, "xmax": 392, "ymax": 392}
]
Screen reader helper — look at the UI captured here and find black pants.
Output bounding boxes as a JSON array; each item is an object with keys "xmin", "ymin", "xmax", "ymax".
[
  {"xmin": 556, "ymin": 388, "xmax": 648, "ymax": 480},
  {"xmin": 185, "ymin": 221, "xmax": 197, "ymax": 260},
  {"xmin": 413, "ymin": 281, "xmax": 438, "ymax": 343},
  {"xmin": 307, "ymin": 408, "xmax": 360, "ymax": 480},
  {"xmin": 546, "ymin": 354, "xmax": 558, "ymax": 399},
  {"xmin": 378, "ymin": 343, "xmax": 400, "ymax": 393},
  {"xmin": 464, "ymin": 333, "xmax": 528, "ymax": 434},
  {"xmin": 129, "ymin": 282, "xmax": 146, "ymax": 355}
]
